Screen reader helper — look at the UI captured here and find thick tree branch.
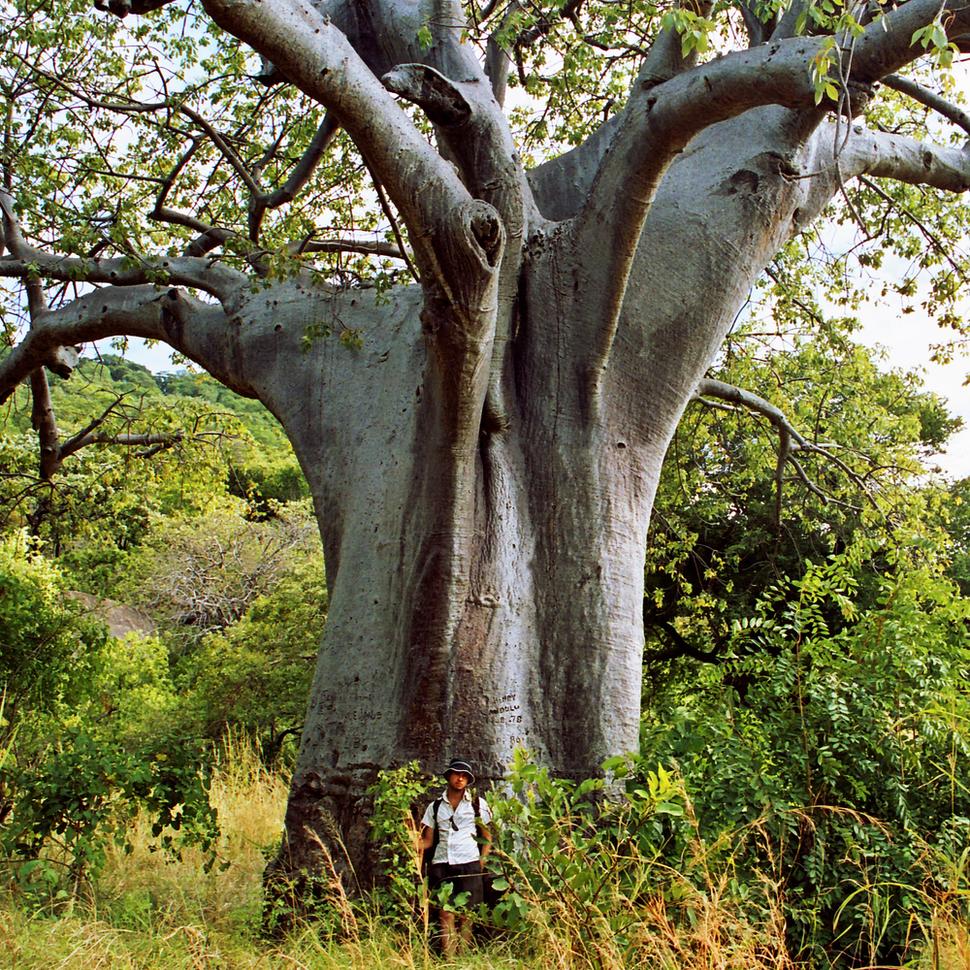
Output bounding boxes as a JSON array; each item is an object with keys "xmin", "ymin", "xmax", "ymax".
[
  {"xmin": 572, "ymin": 0, "xmax": 970, "ymax": 400},
  {"xmin": 0, "ymin": 286, "xmax": 221, "ymax": 403},
  {"xmin": 638, "ymin": 0, "xmax": 713, "ymax": 89},
  {"xmin": 192, "ymin": 0, "xmax": 527, "ymax": 446},
  {"xmin": 3, "ymin": 185, "xmax": 243, "ymax": 297},
  {"xmin": 770, "ymin": 0, "xmax": 810, "ymax": 41},
  {"xmin": 290, "ymin": 237, "xmax": 405, "ymax": 260},
  {"xmin": 200, "ymin": 0, "xmax": 487, "ymax": 297},
  {"xmin": 382, "ymin": 64, "xmax": 472, "ymax": 127},
  {"xmin": 0, "ymin": 248, "xmax": 245, "ymax": 301},
  {"xmin": 882, "ymin": 73, "xmax": 970, "ymax": 136},
  {"xmin": 0, "ymin": 189, "xmax": 30, "ymax": 261},
  {"xmin": 839, "ymin": 125, "xmax": 970, "ymax": 192},
  {"xmin": 30, "ymin": 369, "xmax": 61, "ymax": 480},
  {"xmin": 371, "ymin": 1, "xmax": 530, "ymax": 427},
  {"xmin": 527, "ymin": 0, "xmax": 711, "ymax": 219},
  {"xmin": 3, "ymin": 193, "xmax": 78, "ymax": 476}
]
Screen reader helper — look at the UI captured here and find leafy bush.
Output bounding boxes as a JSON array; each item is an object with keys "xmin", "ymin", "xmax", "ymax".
[
  {"xmin": 362, "ymin": 540, "xmax": 968, "ymax": 966},
  {"xmin": 642, "ymin": 538, "xmax": 970, "ymax": 965},
  {"xmin": 1, "ymin": 729, "xmax": 217, "ymax": 904},
  {"xmin": 367, "ymin": 763, "xmax": 435, "ymax": 927},
  {"xmin": 120, "ymin": 499, "xmax": 321, "ymax": 651},
  {"xmin": 174, "ymin": 554, "xmax": 326, "ymax": 761},
  {"xmin": 0, "ymin": 535, "xmax": 218, "ymax": 905},
  {"xmin": 366, "ymin": 756, "xmax": 789, "ymax": 967},
  {"xmin": 0, "ymin": 532, "xmax": 110, "ymax": 736}
]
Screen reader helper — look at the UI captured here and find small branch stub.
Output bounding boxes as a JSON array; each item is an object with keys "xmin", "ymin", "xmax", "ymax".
[
  {"xmin": 382, "ymin": 64, "xmax": 472, "ymax": 127},
  {"xmin": 45, "ymin": 345, "xmax": 81, "ymax": 379}
]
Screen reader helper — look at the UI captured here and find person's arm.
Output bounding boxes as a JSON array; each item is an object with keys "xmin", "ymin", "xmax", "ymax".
[
  {"xmin": 418, "ymin": 823, "xmax": 433, "ymax": 868},
  {"xmin": 478, "ymin": 822, "xmax": 492, "ymax": 863},
  {"xmin": 477, "ymin": 799, "xmax": 492, "ymax": 864}
]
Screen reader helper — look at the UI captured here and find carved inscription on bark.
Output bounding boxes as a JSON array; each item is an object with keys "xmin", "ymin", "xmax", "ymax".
[{"xmin": 489, "ymin": 691, "xmax": 526, "ymax": 747}]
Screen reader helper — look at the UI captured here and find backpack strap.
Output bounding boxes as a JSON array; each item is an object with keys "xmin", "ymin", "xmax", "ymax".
[{"xmin": 473, "ymin": 792, "xmax": 490, "ymax": 846}]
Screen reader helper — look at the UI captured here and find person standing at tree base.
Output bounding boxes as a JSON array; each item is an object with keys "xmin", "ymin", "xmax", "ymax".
[{"xmin": 419, "ymin": 759, "xmax": 491, "ymax": 956}]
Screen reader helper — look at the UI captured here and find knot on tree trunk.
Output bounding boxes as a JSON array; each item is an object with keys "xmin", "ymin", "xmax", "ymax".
[{"xmin": 463, "ymin": 200, "xmax": 504, "ymax": 269}]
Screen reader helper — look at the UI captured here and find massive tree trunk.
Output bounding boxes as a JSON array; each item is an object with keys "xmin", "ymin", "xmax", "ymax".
[
  {"xmin": 189, "ymin": 105, "xmax": 886, "ymax": 882},
  {"xmin": 4, "ymin": 0, "xmax": 970, "ymax": 890}
]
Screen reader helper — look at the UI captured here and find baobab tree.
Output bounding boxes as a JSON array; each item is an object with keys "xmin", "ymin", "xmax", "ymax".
[{"xmin": 2, "ymin": 0, "xmax": 970, "ymax": 880}]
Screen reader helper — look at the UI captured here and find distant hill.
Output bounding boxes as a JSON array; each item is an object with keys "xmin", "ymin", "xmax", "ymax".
[{"xmin": 1, "ymin": 353, "xmax": 308, "ymax": 503}]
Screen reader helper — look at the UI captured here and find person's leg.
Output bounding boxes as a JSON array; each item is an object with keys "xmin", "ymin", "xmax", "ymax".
[
  {"xmin": 430, "ymin": 865, "xmax": 460, "ymax": 957},
  {"xmin": 455, "ymin": 863, "xmax": 483, "ymax": 951},
  {"xmin": 439, "ymin": 909, "xmax": 457, "ymax": 957},
  {"xmin": 434, "ymin": 862, "xmax": 481, "ymax": 954}
]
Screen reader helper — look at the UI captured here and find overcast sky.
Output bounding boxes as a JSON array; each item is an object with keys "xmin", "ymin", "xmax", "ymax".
[{"xmin": 856, "ymin": 305, "xmax": 969, "ymax": 479}]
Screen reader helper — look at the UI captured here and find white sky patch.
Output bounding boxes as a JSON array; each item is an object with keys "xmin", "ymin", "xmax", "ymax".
[{"xmin": 855, "ymin": 302, "xmax": 970, "ymax": 479}]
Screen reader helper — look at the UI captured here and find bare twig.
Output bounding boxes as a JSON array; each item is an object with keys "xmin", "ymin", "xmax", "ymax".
[{"xmin": 365, "ymin": 165, "xmax": 420, "ymax": 283}]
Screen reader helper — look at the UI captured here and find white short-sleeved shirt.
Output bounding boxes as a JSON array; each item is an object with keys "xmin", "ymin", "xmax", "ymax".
[{"xmin": 421, "ymin": 789, "xmax": 492, "ymax": 866}]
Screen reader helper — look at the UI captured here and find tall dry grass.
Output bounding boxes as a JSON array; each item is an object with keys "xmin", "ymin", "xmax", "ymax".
[
  {"xmin": 1, "ymin": 734, "xmax": 966, "ymax": 969},
  {"xmin": 0, "ymin": 735, "xmax": 525, "ymax": 969}
]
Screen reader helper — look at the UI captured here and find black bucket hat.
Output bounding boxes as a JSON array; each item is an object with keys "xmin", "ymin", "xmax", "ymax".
[{"xmin": 443, "ymin": 759, "xmax": 475, "ymax": 784}]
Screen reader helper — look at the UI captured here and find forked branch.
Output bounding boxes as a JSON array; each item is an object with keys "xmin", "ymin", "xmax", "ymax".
[
  {"xmin": 574, "ymin": 0, "xmax": 970, "ymax": 397},
  {"xmin": 200, "ymin": 0, "xmax": 482, "ymax": 294},
  {"xmin": 693, "ymin": 378, "xmax": 877, "ymax": 529}
]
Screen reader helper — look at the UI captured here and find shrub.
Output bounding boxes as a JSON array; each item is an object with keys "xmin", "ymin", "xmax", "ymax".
[{"xmin": 642, "ymin": 539, "xmax": 970, "ymax": 965}]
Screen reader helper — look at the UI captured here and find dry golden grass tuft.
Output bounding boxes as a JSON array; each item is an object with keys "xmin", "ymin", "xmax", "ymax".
[{"xmin": 92, "ymin": 729, "xmax": 289, "ymax": 935}]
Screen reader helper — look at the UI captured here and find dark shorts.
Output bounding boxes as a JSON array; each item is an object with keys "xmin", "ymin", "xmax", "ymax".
[{"xmin": 428, "ymin": 860, "xmax": 484, "ymax": 908}]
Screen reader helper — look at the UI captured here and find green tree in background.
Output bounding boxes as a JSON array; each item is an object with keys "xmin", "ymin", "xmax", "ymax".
[
  {"xmin": 645, "ymin": 311, "xmax": 963, "ymax": 680},
  {"xmin": 0, "ymin": 534, "xmax": 217, "ymax": 899}
]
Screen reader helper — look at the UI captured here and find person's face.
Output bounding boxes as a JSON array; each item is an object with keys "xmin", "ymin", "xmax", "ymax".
[{"xmin": 447, "ymin": 771, "xmax": 471, "ymax": 791}]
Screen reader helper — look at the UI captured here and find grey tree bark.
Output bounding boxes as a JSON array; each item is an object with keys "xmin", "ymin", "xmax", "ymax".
[{"xmin": 4, "ymin": 0, "xmax": 970, "ymax": 885}]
